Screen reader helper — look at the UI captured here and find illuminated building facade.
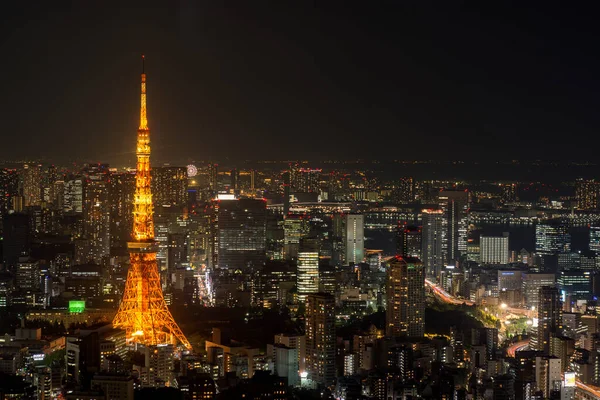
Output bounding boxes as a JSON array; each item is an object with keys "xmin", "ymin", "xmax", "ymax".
[
  {"xmin": 0, "ymin": 169, "xmax": 19, "ymax": 215},
  {"xmin": 112, "ymin": 56, "xmax": 191, "ymax": 350},
  {"xmin": 296, "ymin": 238, "xmax": 319, "ymax": 304},
  {"xmin": 152, "ymin": 166, "xmax": 187, "ymax": 207},
  {"xmin": 590, "ymin": 226, "xmax": 600, "ymax": 254},
  {"xmin": 213, "ymin": 198, "xmax": 267, "ymax": 270},
  {"xmin": 421, "ymin": 209, "xmax": 443, "ymax": 278},
  {"xmin": 397, "ymin": 224, "xmax": 422, "ymax": 258},
  {"xmin": 386, "ymin": 256, "xmax": 425, "ymax": 338},
  {"xmin": 575, "ymin": 178, "xmax": 599, "ymax": 210},
  {"xmin": 83, "ymin": 165, "xmax": 111, "ymax": 265},
  {"xmin": 305, "ymin": 293, "xmax": 335, "ymax": 387},
  {"xmin": 536, "ymin": 286, "xmax": 562, "ymax": 354},
  {"xmin": 437, "ymin": 190, "xmax": 469, "ymax": 264},
  {"xmin": 283, "ymin": 214, "xmax": 309, "ymax": 260},
  {"xmin": 535, "ymin": 220, "xmax": 570, "ymax": 255},
  {"xmin": 345, "ymin": 214, "xmax": 364, "ymax": 265},
  {"xmin": 480, "ymin": 233, "xmax": 509, "ymax": 265},
  {"xmin": 23, "ymin": 163, "xmax": 42, "ymax": 207}
]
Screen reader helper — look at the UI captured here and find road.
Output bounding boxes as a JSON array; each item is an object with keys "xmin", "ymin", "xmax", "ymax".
[
  {"xmin": 576, "ymin": 381, "xmax": 600, "ymax": 399},
  {"xmin": 506, "ymin": 338, "xmax": 530, "ymax": 358},
  {"xmin": 425, "ymin": 279, "xmax": 475, "ymax": 306}
]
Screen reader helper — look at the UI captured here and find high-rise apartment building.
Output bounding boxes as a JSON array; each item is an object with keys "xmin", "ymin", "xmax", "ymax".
[
  {"xmin": 576, "ymin": 178, "xmax": 599, "ymax": 210},
  {"xmin": 437, "ymin": 190, "xmax": 469, "ymax": 264},
  {"xmin": 289, "ymin": 164, "xmax": 321, "ymax": 193},
  {"xmin": 152, "ymin": 166, "xmax": 187, "ymax": 207},
  {"xmin": 345, "ymin": 214, "xmax": 364, "ymax": 265},
  {"xmin": 421, "ymin": 209, "xmax": 443, "ymax": 278},
  {"xmin": 386, "ymin": 256, "xmax": 425, "ymax": 338},
  {"xmin": 480, "ymin": 233, "xmax": 509, "ymax": 265},
  {"xmin": 23, "ymin": 164, "xmax": 42, "ymax": 207},
  {"xmin": 305, "ymin": 293, "xmax": 335, "ymax": 388},
  {"xmin": 535, "ymin": 356, "xmax": 562, "ymax": 399},
  {"xmin": 297, "ymin": 238, "xmax": 320, "ymax": 304},
  {"xmin": 213, "ymin": 198, "xmax": 267, "ymax": 270},
  {"xmin": 536, "ymin": 286, "xmax": 562, "ymax": 354}
]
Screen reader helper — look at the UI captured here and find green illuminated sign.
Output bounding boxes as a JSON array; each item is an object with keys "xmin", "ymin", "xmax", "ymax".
[{"xmin": 69, "ymin": 300, "xmax": 86, "ymax": 313}]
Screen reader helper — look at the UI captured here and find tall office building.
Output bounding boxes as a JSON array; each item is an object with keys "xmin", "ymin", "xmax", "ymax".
[
  {"xmin": 83, "ymin": 165, "xmax": 111, "ymax": 265},
  {"xmin": 523, "ymin": 273, "xmax": 556, "ymax": 309},
  {"xmin": 590, "ymin": 226, "xmax": 600, "ymax": 254},
  {"xmin": 297, "ymin": 238, "xmax": 320, "ymax": 304},
  {"xmin": 283, "ymin": 214, "xmax": 309, "ymax": 260},
  {"xmin": 386, "ymin": 256, "xmax": 425, "ymax": 338},
  {"xmin": 305, "ymin": 293, "xmax": 335, "ymax": 388},
  {"xmin": 437, "ymin": 190, "xmax": 469, "ymax": 264},
  {"xmin": 536, "ymin": 286, "xmax": 562, "ymax": 355},
  {"xmin": 345, "ymin": 214, "xmax": 364, "ymax": 265},
  {"xmin": 397, "ymin": 225, "xmax": 422, "ymax": 259},
  {"xmin": 23, "ymin": 164, "xmax": 42, "ymax": 207},
  {"xmin": 480, "ymin": 233, "xmax": 509, "ymax": 265},
  {"xmin": 421, "ymin": 209, "xmax": 443, "ymax": 278},
  {"xmin": 535, "ymin": 220, "xmax": 570, "ymax": 255},
  {"xmin": 152, "ymin": 166, "xmax": 187, "ymax": 207},
  {"xmin": 213, "ymin": 198, "xmax": 267, "ymax": 270},
  {"xmin": 576, "ymin": 178, "xmax": 599, "ymax": 210}
]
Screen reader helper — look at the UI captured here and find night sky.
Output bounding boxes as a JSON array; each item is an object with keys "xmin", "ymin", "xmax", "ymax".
[{"xmin": 2, "ymin": 2, "xmax": 600, "ymax": 165}]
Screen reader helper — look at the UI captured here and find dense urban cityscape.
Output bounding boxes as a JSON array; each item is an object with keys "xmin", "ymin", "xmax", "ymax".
[
  {"xmin": 4, "ymin": 2, "xmax": 600, "ymax": 400},
  {"xmin": 1, "ymin": 59, "xmax": 600, "ymax": 399}
]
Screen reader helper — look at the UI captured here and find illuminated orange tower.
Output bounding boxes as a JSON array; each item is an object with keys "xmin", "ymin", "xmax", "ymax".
[{"xmin": 113, "ymin": 56, "xmax": 191, "ymax": 350}]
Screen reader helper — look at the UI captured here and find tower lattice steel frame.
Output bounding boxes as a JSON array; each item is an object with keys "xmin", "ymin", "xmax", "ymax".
[{"xmin": 113, "ymin": 56, "xmax": 191, "ymax": 350}]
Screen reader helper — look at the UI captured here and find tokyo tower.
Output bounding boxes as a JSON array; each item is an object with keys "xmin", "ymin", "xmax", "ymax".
[{"xmin": 113, "ymin": 56, "xmax": 192, "ymax": 350}]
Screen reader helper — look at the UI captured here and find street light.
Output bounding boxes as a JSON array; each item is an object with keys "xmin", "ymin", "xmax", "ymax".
[{"xmin": 500, "ymin": 303, "xmax": 508, "ymax": 309}]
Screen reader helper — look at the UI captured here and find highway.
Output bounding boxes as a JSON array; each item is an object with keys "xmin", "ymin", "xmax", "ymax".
[
  {"xmin": 425, "ymin": 279, "xmax": 475, "ymax": 306},
  {"xmin": 506, "ymin": 338, "xmax": 530, "ymax": 358}
]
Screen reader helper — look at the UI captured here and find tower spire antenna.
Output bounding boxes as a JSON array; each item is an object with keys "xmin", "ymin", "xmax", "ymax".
[{"xmin": 142, "ymin": 54, "xmax": 145, "ymax": 74}]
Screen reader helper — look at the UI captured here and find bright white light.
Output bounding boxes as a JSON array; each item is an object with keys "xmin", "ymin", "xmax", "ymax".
[
  {"xmin": 500, "ymin": 303, "xmax": 507, "ymax": 309},
  {"xmin": 505, "ymin": 320, "xmax": 511, "ymax": 325},
  {"xmin": 526, "ymin": 320, "xmax": 533, "ymax": 325},
  {"xmin": 300, "ymin": 371, "xmax": 308, "ymax": 378}
]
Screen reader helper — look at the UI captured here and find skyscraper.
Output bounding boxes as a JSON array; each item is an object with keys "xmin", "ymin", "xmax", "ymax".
[
  {"xmin": 22, "ymin": 164, "xmax": 42, "ymax": 207},
  {"xmin": 437, "ymin": 190, "xmax": 469, "ymax": 264},
  {"xmin": 421, "ymin": 209, "xmax": 443, "ymax": 278},
  {"xmin": 386, "ymin": 256, "xmax": 425, "ymax": 338},
  {"xmin": 345, "ymin": 214, "xmax": 364, "ymax": 265},
  {"xmin": 297, "ymin": 238, "xmax": 320, "ymax": 303},
  {"xmin": 213, "ymin": 198, "xmax": 267, "ymax": 270},
  {"xmin": 283, "ymin": 214, "xmax": 309, "ymax": 260},
  {"xmin": 397, "ymin": 224, "xmax": 422, "ymax": 259},
  {"xmin": 152, "ymin": 166, "xmax": 187, "ymax": 208},
  {"xmin": 112, "ymin": 56, "xmax": 190, "ymax": 350},
  {"xmin": 575, "ymin": 178, "xmax": 599, "ymax": 210},
  {"xmin": 305, "ymin": 293, "xmax": 335, "ymax": 387},
  {"xmin": 536, "ymin": 286, "xmax": 562, "ymax": 355},
  {"xmin": 479, "ymin": 233, "xmax": 509, "ymax": 265},
  {"xmin": 83, "ymin": 165, "xmax": 111, "ymax": 265},
  {"xmin": 535, "ymin": 220, "xmax": 570, "ymax": 255}
]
